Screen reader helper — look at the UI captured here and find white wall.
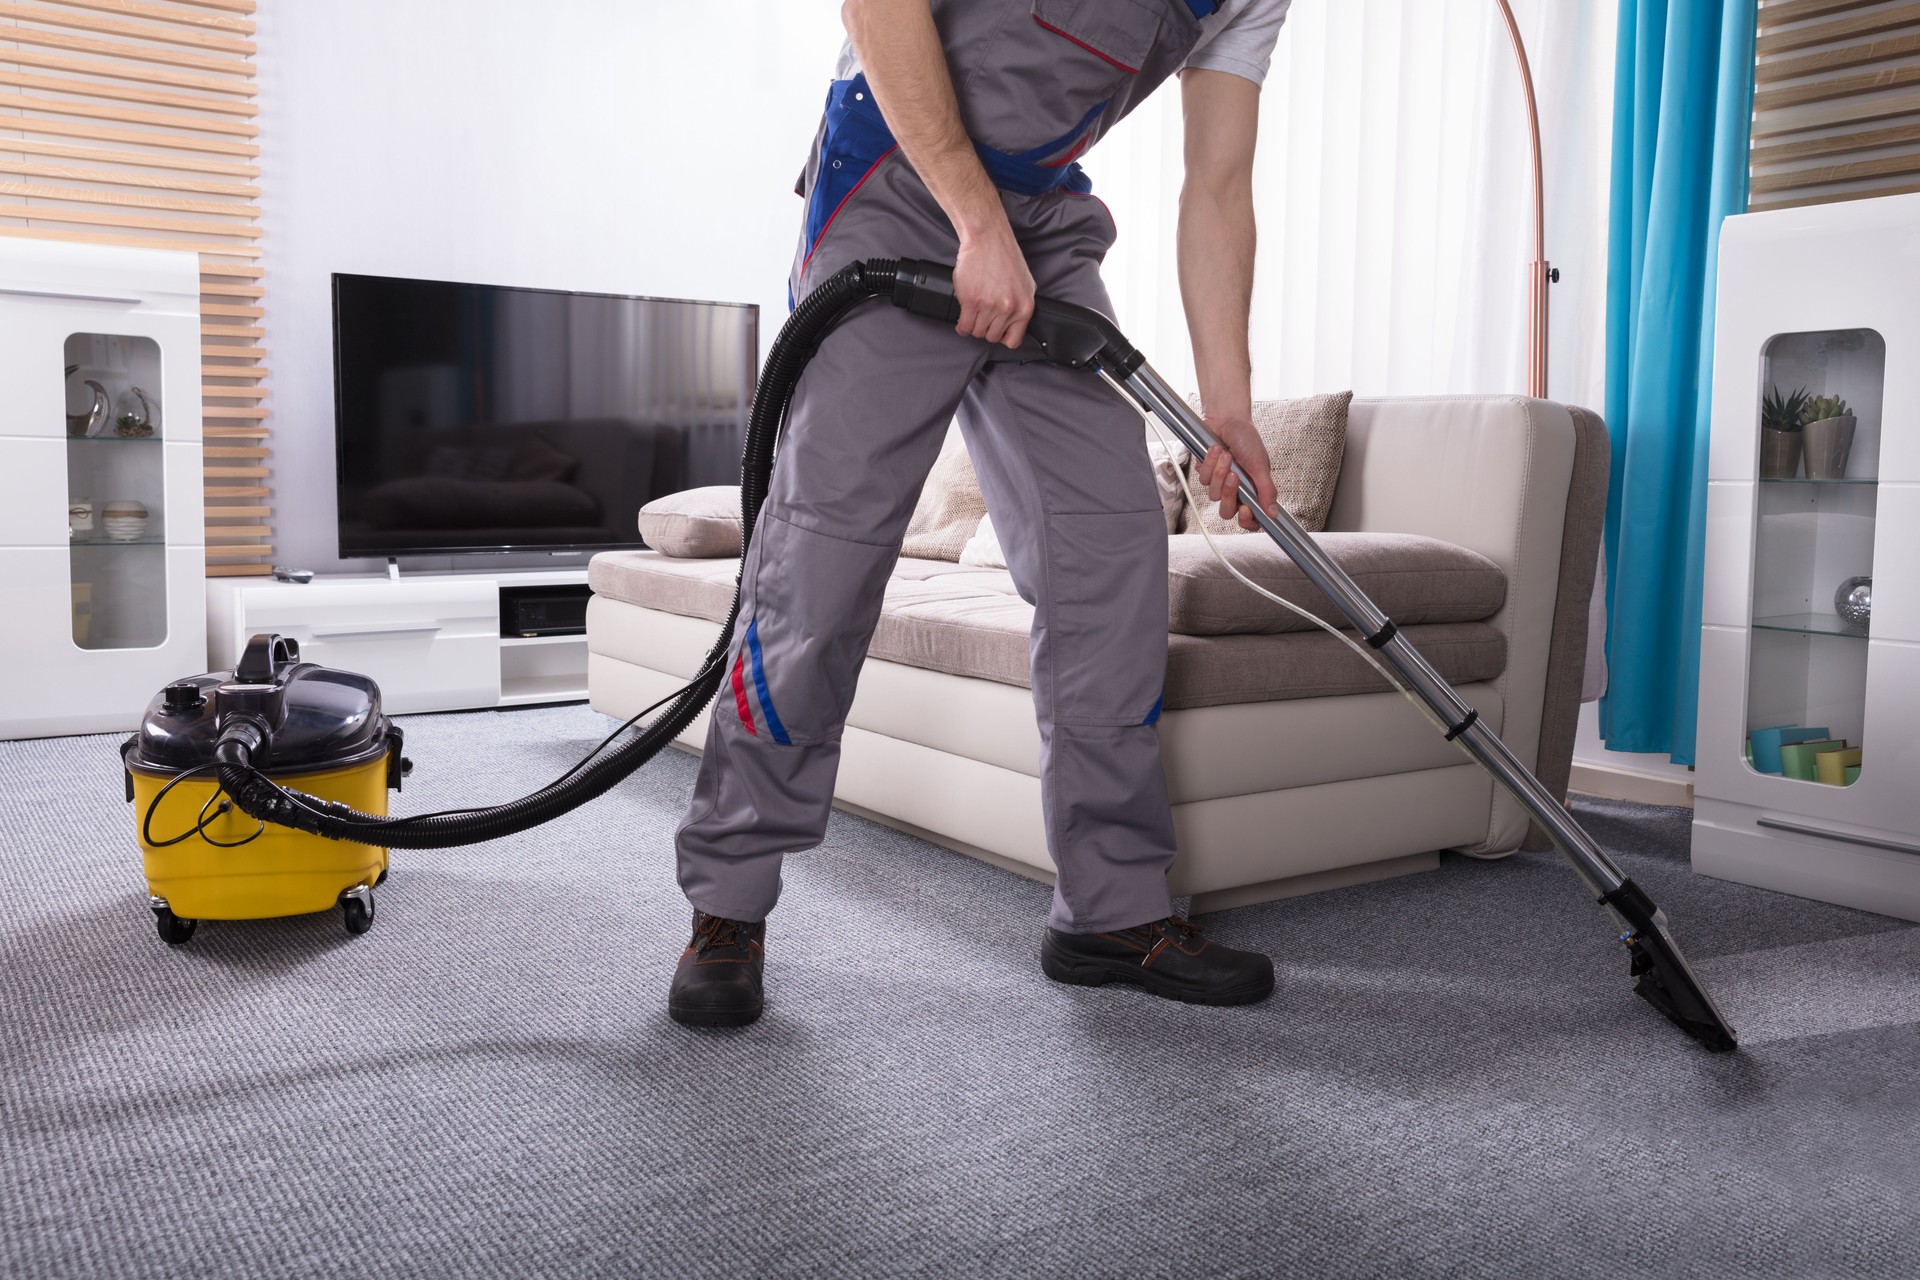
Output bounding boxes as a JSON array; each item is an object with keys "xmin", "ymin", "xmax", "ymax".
[{"xmin": 256, "ymin": 0, "xmax": 846, "ymax": 574}]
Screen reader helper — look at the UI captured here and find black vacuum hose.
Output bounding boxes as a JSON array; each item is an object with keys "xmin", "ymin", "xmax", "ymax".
[{"xmin": 219, "ymin": 258, "xmax": 909, "ymax": 847}]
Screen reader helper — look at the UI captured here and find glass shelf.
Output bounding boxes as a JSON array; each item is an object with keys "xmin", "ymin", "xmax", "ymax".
[
  {"xmin": 1745, "ymin": 326, "xmax": 1881, "ymax": 782},
  {"xmin": 65, "ymin": 330, "xmax": 166, "ymax": 651},
  {"xmin": 1752, "ymin": 613, "xmax": 1870, "ymax": 640}
]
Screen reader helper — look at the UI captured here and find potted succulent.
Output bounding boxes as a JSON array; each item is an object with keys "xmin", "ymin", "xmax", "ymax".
[
  {"xmin": 1801, "ymin": 393, "xmax": 1855, "ymax": 479},
  {"xmin": 1760, "ymin": 384, "xmax": 1808, "ymax": 479}
]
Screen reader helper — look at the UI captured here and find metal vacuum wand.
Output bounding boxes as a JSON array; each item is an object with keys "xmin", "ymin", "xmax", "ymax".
[
  {"xmin": 1116, "ymin": 361, "xmax": 1735, "ymax": 1051},
  {"xmin": 889, "ymin": 258, "xmax": 1737, "ymax": 1052}
]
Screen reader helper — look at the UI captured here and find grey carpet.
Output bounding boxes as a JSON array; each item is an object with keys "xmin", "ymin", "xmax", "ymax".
[{"xmin": 3, "ymin": 703, "xmax": 1918, "ymax": 1279}]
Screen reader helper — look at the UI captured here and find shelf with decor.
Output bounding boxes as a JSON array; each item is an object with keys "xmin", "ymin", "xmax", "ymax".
[
  {"xmin": 1694, "ymin": 195, "xmax": 1920, "ymax": 920},
  {"xmin": 0, "ymin": 239, "xmax": 205, "ymax": 739},
  {"xmin": 1739, "ymin": 327, "xmax": 1879, "ymax": 796}
]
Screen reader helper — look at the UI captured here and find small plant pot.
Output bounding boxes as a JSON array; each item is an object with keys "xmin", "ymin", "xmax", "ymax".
[
  {"xmin": 1802, "ymin": 414, "xmax": 1856, "ymax": 480},
  {"xmin": 1759, "ymin": 428, "xmax": 1803, "ymax": 479}
]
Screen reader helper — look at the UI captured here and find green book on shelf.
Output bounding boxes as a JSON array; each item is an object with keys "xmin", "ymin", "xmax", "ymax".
[
  {"xmin": 1780, "ymin": 739, "xmax": 1844, "ymax": 782},
  {"xmin": 1816, "ymin": 747, "xmax": 1863, "ymax": 786},
  {"xmin": 1749, "ymin": 725, "xmax": 1829, "ymax": 774},
  {"xmin": 1845, "ymin": 765, "xmax": 1862, "ymax": 786}
]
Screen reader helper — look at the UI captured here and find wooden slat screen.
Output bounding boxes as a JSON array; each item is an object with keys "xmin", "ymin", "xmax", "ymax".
[
  {"xmin": 0, "ymin": 0, "xmax": 269, "ymax": 576},
  {"xmin": 1751, "ymin": 0, "xmax": 1920, "ymax": 211}
]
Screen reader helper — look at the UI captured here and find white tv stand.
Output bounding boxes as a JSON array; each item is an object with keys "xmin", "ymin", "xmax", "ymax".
[{"xmin": 206, "ymin": 567, "xmax": 590, "ymax": 713}]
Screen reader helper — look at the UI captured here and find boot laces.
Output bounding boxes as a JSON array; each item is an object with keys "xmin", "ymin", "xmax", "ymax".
[
  {"xmin": 1151, "ymin": 915, "xmax": 1200, "ymax": 945},
  {"xmin": 693, "ymin": 913, "xmax": 748, "ymax": 954}
]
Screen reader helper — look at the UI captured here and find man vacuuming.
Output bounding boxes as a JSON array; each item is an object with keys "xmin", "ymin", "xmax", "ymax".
[{"xmin": 670, "ymin": 0, "xmax": 1294, "ymax": 1026}]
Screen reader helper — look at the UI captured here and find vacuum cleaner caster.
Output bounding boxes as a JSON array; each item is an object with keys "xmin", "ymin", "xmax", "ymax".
[
  {"xmin": 149, "ymin": 895, "xmax": 195, "ymax": 946},
  {"xmin": 340, "ymin": 885, "xmax": 375, "ymax": 936}
]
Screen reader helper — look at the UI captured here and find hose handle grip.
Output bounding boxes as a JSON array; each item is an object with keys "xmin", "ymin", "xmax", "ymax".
[
  {"xmin": 235, "ymin": 632, "xmax": 300, "ymax": 684},
  {"xmin": 890, "ymin": 258, "xmax": 1143, "ymax": 375}
]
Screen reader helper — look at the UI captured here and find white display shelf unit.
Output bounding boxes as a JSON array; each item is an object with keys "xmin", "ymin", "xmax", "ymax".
[
  {"xmin": 206, "ymin": 568, "xmax": 589, "ymax": 714},
  {"xmin": 1694, "ymin": 193, "xmax": 1920, "ymax": 919},
  {"xmin": 0, "ymin": 240, "xmax": 204, "ymax": 740}
]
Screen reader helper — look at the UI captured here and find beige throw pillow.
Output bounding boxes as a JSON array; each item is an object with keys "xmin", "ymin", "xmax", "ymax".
[
  {"xmin": 1179, "ymin": 391, "xmax": 1353, "ymax": 536},
  {"xmin": 902, "ymin": 446, "xmax": 988, "ymax": 562},
  {"xmin": 637, "ymin": 485, "xmax": 742, "ymax": 558}
]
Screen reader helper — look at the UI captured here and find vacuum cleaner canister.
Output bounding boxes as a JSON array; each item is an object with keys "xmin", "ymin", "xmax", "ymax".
[{"xmin": 121, "ymin": 635, "xmax": 406, "ymax": 945}]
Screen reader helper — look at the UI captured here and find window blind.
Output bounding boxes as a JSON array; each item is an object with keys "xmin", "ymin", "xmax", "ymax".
[
  {"xmin": 1751, "ymin": 0, "xmax": 1920, "ymax": 211},
  {"xmin": 0, "ymin": 0, "xmax": 269, "ymax": 576}
]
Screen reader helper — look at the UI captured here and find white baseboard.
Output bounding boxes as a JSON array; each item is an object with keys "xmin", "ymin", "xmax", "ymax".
[{"xmin": 1568, "ymin": 760, "xmax": 1694, "ymax": 809}]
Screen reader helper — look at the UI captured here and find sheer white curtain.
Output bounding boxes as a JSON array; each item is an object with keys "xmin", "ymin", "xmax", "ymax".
[{"xmin": 1092, "ymin": 0, "xmax": 1618, "ymax": 414}]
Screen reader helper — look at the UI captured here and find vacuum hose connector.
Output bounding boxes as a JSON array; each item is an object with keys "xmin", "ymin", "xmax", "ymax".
[{"xmin": 213, "ymin": 715, "xmax": 267, "ymax": 768}]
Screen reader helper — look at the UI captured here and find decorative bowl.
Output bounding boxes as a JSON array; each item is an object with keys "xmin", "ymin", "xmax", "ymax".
[{"xmin": 101, "ymin": 500, "xmax": 149, "ymax": 542}]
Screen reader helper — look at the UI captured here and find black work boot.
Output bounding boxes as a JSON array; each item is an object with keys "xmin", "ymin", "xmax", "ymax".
[
  {"xmin": 668, "ymin": 911, "xmax": 766, "ymax": 1027},
  {"xmin": 1041, "ymin": 916, "xmax": 1274, "ymax": 1006}
]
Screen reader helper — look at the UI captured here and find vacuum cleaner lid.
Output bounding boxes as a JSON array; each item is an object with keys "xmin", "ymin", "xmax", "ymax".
[{"xmin": 128, "ymin": 636, "xmax": 392, "ymax": 775}]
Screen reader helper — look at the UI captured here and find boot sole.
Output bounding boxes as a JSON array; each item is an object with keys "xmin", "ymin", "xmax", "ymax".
[
  {"xmin": 1040, "ymin": 940, "xmax": 1275, "ymax": 1007},
  {"xmin": 668, "ymin": 1000, "xmax": 763, "ymax": 1028}
]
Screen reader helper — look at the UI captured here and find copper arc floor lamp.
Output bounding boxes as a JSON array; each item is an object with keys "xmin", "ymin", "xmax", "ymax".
[{"xmin": 1494, "ymin": 0, "xmax": 1555, "ymax": 399}]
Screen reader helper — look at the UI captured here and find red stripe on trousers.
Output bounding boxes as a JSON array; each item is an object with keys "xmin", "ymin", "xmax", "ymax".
[{"xmin": 730, "ymin": 652, "xmax": 757, "ymax": 734}]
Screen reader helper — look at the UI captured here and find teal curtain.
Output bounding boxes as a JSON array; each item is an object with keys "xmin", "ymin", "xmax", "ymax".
[{"xmin": 1600, "ymin": 0, "xmax": 1756, "ymax": 765}]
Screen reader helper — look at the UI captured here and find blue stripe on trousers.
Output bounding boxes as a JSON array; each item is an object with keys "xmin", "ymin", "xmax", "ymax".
[{"xmin": 744, "ymin": 618, "xmax": 792, "ymax": 746}]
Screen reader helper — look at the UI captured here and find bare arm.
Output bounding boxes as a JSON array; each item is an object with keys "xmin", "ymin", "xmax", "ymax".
[
  {"xmin": 842, "ymin": 0, "xmax": 1033, "ymax": 347},
  {"xmin": 1178, "ymin": 68, "xmax": 1277, "ymax": 529}
]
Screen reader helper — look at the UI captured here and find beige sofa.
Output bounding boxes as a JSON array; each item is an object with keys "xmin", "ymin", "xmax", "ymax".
[{"xmin": 586, "ymin": 395, "xmax": 1608, "ymax": 913}]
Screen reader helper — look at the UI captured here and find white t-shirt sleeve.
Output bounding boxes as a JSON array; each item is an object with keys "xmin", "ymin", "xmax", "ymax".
[{"xmin": 1181, "ymin": 0, "xmax": 1292, "ymax": 87}]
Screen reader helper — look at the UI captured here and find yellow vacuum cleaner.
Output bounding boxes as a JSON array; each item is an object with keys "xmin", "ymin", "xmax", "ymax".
[{"xmin": 122, "ymin": 634, "xmax": 404, "ymax": 943}]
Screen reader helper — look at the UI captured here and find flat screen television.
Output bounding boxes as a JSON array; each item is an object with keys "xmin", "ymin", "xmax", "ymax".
[{"xmin": 332, "ymin": 273, "xmax": 757, "ymax": 559}]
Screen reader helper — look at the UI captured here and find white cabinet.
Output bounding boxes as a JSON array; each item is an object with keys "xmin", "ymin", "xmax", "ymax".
[
  {"xmin": 0, "ymin": 240, "xmax": 204, "ymax": 740},
  {"xmin": 1694, "ymin": 193, "xmax": 1920, "ymax": 919},
  {"xmin": 206, "ymin": 569, "xmax": 589, "ymax": 714}
]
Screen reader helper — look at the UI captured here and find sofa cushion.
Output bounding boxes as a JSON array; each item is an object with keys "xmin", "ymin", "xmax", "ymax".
[
  {"xmin": 1166, "ymin": 532, "xmax": 1505, "ymax": 636},
  {"xmin": 591, "ymin": 549, "xmax": 737, "ymax": 618},
  {"xmin": 589, "ymin": 550, "xmax": 1504, "ymax": 707},
  {"xmin": 1180, "ymin": 391, "xmax": 1352, "ymax": 536},
  {"xmin": 1166, "ymin": 626, "xmax": 1503, "ymax": 708},
  {"xmin": 636, "ymin": 485, "xmax": 741, "ymax": 558}
]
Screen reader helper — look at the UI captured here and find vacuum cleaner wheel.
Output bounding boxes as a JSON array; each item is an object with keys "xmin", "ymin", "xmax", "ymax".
[
  {"xmin": 340, "ymin": 886, "xmax": 375, "ymax": 936},
  {"xmin": 152, "ymin": 905, "xmax": 195, "ymax": 946}
]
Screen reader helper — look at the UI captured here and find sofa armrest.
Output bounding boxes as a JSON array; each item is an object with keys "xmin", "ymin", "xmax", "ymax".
[{"xmin": 1323, "ymin": 395, "xmax": 1605, "ymax": 853}]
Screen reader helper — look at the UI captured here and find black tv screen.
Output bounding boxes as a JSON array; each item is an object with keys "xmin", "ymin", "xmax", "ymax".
[{"xmin": 332, "ymin": 273, "xmax": 757, "ymax": 558}]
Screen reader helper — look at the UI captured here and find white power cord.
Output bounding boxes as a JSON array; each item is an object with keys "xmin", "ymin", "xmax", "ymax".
[{"xmin": 1144, "ymin": 413, "xmax": 1473, "ymax": 755}]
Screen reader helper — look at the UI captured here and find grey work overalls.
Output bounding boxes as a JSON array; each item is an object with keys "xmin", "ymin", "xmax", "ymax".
[{"xmin": 677, "ymin": 0, "xmax": 1215, "ymax": 934}]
